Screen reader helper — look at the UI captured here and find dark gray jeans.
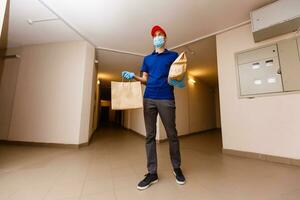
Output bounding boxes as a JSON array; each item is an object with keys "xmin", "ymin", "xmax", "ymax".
[{"xmin": 143, "ymin": 98, "xmax": 181, "ymax": 174}]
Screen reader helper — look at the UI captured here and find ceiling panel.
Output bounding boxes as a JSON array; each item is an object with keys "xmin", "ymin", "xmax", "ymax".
[
  {"xmin": 41, "ymin": 0, "xmax": 276, "ymax": 54},
  {"xmin": 7, "ymin": 0, "xmax": 82, "ymax": 48},
  {"xmin": 7, "ymin": 0, "xmax": 277, "ymax": 88}
]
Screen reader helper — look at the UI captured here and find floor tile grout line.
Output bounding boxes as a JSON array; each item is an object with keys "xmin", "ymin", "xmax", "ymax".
[
  {"xmin": 78, "ymin": 151, "xmax": 96, "ymax": 199},
  {"xmin": 41, "ymin": 155, "xmax": 72, "ymax": 200}
]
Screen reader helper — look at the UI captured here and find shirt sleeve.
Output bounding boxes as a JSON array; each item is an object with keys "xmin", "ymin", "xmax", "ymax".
[
  {"xmin": 140, "ymin": 57, "xmax": 148, "ymax": 73},
  {"xmin": 173, "ymin": 52, "xmax": 179, "ymax": 61}
]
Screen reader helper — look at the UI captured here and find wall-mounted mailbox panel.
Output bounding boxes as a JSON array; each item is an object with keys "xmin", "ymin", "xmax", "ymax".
[
  {"xmin": 236, "ymin": 36, "xmax": 300, "ymax": 98},
  {"xmin": 237, "ymin": 45, "xmax": 283, "ymax": 96},
  {"xmin": 277, "ymin": 38, "xmax": 300, "ymax": 92},
  {"xmin": 237, "ymin": 45, "xmax": 278, "ymax": 65}
]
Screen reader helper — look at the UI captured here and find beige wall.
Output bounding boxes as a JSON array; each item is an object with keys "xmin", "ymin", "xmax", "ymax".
[
  {"xmin": 125, "ymin": 77, "xmax": 217, "ymax": 140},
  {"xmin": 188, "ymin": 77, "xmax": 216, "ymax": 133},
  {"xmin": 79, "ymin": 42, "xmax": 96, "ymax": 143},
  {"xmin": 0, "ymin": 0, "xmax": 7, "ymax": 39},
  {"xmin": 216, "ymin": 24, "xmax": 300, "ymax": 159},
  {"xmin": 0, "ymin": 0, "xmax": 8, "ymax": 80},
  {"xmin": 0, "ymin": 49, "xmax": 5, "ymax": 88},
  {"xmin": 129, "ymin": 108, "xmax": 147, "ymax": 136},
  {"xmin": 0, "ymin": 48, "xmax": 21, "ymax": 139},
  {"xmin": 109, "ymin": 108, "xmax": 116, "ymax": 122},
  {"xmin": 91, "ymin": 66, "xmax": 99, "ymax": 133},
  {"xmin": 0, "ymin": 41, "xmax": 95, "ymax": 145},
  {"xmin": 214, "ymin": 87, "xmax": 221, "ymax": 128}
]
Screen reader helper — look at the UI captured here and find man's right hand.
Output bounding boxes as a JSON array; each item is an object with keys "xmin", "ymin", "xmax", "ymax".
[{"xmin": 122, "ymin": 71, "xmax": 135, "ymax": 80}]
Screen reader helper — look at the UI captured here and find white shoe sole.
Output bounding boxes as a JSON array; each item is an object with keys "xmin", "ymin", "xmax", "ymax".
[
  {"xmin": 137, "ymin": 179, "xmax": 158, "ymax": 190},
  {"xmin": 173, "ymin": 171, "xmax": 186, "ymax": 185}
]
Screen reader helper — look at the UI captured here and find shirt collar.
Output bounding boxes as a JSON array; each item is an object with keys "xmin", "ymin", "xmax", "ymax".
[{"xmin": 151, "ymin": 49, "xmax": 169, "ymax": 55}]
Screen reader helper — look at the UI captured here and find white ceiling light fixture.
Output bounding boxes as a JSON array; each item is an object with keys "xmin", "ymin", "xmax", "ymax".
[
  {"xmin": 188, "ymin": 78, "xmax": 196, "ymax": 84},
  {"xmin": 27, "ymin": 18, "xmax": 60, "ymax": 25}
]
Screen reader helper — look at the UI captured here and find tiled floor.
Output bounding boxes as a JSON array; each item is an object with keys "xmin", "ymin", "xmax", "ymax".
[{"xmin": 0, "ymin": 124, "xmax": 300, "ymax": 200}]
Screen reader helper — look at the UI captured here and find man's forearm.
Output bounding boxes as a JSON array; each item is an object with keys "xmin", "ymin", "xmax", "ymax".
[{"xmin": 134, "ymin": 75, "xmax": 147, "ymax": 85}]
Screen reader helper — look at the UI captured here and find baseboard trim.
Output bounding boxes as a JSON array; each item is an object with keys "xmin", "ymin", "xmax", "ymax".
[
  {"xmin": 0, "ymin": 129, "xmax": 98, "ymax": 149},
  {"xmin": 0, "ymin": 139, "xmax": 80, "ymax": 148},
  {"xmin": 124, "ymin": 127, "xmax": 146, "ymax": 140},
  {"xmin": 223, "ymin": 148, "xmax": 300, "ymax": 167},
  {"xmin": 157, "ymin": 128, "xmax": 220, "ymax": 143},
  {"xmin": 79, "ymin": 129, "xmax": 97, "ymax": 148}
]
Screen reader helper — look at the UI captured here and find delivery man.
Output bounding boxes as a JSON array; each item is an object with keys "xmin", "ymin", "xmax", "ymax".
[{"xmin": 122, "ymin": 25, "xmax": 185, "ymax": 190}]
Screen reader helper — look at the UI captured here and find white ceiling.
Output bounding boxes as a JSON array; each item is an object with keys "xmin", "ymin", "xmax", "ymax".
[
  {"xmin": 7, "ymin": 0, "xmax": 81, "ymax": 48},
  {"xmin": 39, "ymin": 0, "xmax": 275, "ymax": 54},
  {"xmin": 6, "ymin": 0, "xmax": 277, "ymax": 87}
]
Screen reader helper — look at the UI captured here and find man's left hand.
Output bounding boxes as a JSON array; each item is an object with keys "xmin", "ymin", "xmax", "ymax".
[{"xmin": 168, "ymin": 79, "xmax": 185, "ymax": 88}]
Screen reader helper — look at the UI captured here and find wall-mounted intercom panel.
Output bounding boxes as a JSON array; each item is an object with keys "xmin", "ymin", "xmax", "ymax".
[{"xmin": 236, "ymin": 36, "xmax": 300, "ymax": 98}]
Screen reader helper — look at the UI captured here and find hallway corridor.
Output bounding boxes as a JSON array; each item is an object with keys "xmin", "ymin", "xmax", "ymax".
[{"xmin": 0, "ymin": 126, "xmax": 300, "ymax": 200}]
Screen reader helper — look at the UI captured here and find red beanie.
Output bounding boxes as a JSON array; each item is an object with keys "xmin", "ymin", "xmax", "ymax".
[{"xmin": 151, "ymin": 25, "xmax": 167, "ymax": 37}]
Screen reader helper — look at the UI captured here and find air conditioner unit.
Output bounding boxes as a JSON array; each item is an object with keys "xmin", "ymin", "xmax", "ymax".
[{"xmin": 251, "ymin": 0, "xmax": 300, "ymax": 42}]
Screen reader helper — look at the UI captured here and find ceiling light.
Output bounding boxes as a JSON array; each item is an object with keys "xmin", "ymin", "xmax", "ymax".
[
  {"xmin": 27, "ymin": 19, "xmax": 33, "ymax": 25},
  {"xmin": 188, "ymin": 78, "xmax": 196, "ymax": 84},
  {"xmin": 27, "ymin": 18, "xmax": 60, "ymax": 25}
]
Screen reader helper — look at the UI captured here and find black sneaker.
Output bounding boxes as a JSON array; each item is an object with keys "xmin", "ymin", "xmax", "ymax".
[
  {"xmin": 173, "ymin": 168, "xmax": 186, "ymax": 185},
  {"xmin": 137, "ymin": 173, "xmax": 158, "ymax": 190}
]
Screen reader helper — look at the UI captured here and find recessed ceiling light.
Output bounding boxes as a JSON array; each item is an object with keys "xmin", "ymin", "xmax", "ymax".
[
  {"xmin": 27, "ymin": 18, "xmax": 60, "ymax": 25},
  {"xmin": 27, "ymin": 19, "xmax": 33, "ymax": 25},
  {"xmin": 188, "ymin": 78, "xmax": 196, "ymax": 84}
]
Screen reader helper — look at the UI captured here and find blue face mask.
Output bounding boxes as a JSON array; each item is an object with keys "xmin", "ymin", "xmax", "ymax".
[{"xmin": 153, "ymin": 36, "xmax": 165, "ymax": 48}]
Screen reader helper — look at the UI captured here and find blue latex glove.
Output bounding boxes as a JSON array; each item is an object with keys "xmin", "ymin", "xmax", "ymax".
[
  {"xmin": 168, "ymin": 78, "xmax": 185, "ymax": 88},
  {"xmin": 121, "ymin": 71, "xmax": 135, "ymax": 80}
]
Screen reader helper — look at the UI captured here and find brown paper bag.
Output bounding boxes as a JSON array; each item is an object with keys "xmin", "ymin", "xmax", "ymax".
[
  {"xmin": 111, "ymin": 81, "xmax": 143, "ymax": 110},
  {"xmin": 168, "ymin": 52, "xmax": 187, "ymax": 81}
]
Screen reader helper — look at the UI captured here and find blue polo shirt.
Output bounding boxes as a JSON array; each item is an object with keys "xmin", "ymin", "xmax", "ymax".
[{"xmin": 140, "ymin": 49, "xmax": 178, "ymax": 100}]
